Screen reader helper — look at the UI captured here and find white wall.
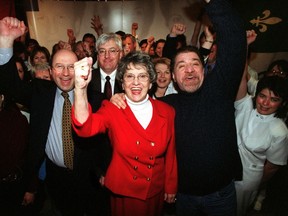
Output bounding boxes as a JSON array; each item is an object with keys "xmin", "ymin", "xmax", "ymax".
[
  {"xmin": 26, "ymin": 0, "xmax": 199, "ymax": 52},
  {"xmin": 26, "ymin": 0, "xmax": 288, "ymax": 72}
]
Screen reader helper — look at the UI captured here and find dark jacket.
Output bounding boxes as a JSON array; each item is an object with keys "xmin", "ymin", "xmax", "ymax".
[{"xmin": 161, "ymin": 0, "xmax": 246, "ymax": 195}]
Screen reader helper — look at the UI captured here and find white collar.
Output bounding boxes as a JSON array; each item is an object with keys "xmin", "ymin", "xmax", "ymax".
[
  {"xmin": 100, "ymin": 69, "xmax": 117, "ymax": 81},
  {"xmin": 253, "ymin": 109, "xmax": 276, "ymax": 121}
]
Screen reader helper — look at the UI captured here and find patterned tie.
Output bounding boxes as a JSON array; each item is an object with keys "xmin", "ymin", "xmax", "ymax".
[
  {"xmin": 61, "ymin": 92, "xmax": 74, "ymax": 170},
  {"xmin": 104, "ymin": 76, "xmax": 112, "ymax": 100}
]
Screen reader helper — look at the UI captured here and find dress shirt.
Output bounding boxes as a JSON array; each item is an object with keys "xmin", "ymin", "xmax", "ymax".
[
  {"xmin": 100, "ymin": 69, "xmax": 117, "ymax": 95},
  {"xmin": 45, "ymin": 88, "xmax": 74, "ymax": 168}
]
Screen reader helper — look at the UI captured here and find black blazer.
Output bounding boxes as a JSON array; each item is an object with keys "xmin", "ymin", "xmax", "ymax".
[{"xmin": 88, "ymin": 68, "xmax": 123, "ymax": 100}]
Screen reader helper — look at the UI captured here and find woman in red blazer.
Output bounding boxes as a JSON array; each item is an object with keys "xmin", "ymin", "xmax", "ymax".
[{"xmin": 72, "ymin": 51, "xmax": 177, "ymax": 216}]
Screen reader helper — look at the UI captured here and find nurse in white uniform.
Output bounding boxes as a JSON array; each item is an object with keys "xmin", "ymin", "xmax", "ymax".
[{"xmin": 234, "ymin": 50, "xmax": 288, "ymax": 216}]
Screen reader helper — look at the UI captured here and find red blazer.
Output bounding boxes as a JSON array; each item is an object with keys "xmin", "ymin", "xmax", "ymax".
[{"xmin": 72, "ymin": 97, "xmax": 177, "ymax": 200}]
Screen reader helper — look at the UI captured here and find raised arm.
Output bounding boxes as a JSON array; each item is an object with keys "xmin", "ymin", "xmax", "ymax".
[
  {"xmin": 0, "ymin": 17, "xmax": 32, "ymax": 107},
  {"xmin": 201, "ymin": 25, "xmax": 214, "ymax": 50},
  {"xmin": 131, "ymin": 22, "xmax": 138, "ymax": 38},
  {"xmin": 235, "ymin": 60, "xmax": 248, "ymax": 101},
  {"xmin": 162, "ymin": 23, "xmax": 186, "ymax": 59},
  {"xmin": 67, "ymin": 29, "xmax": 76, "ymax": 46},
  {"xmin": 73, "ymin": 57, "xmax": 93, "ymax": 124},
  {"xmin": 235, "ymin": 30, "xmax": 257, "ymax": 101},
  {"xmin": 144, "ymin": 36, "xmax": 155, "ymax": 54},
  {"xmin": 0, "ymin": 17, "xmax": 26, "ymax": 48},
  {"xmin": 0, "ymin": 17, "xmax": 26, "ymax": 65},
  {"xmin": 205, "ymin": 0, "xmax": 246, "ymax": 97},
  {"xmin": 91, "ymin": 15, "xmax": 103, "ymax": 37}
]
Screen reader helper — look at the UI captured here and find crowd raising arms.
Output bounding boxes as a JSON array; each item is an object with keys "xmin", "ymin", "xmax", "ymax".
[{"xmin": 1, "ymin": 0, "xmax": 288, "ymax": 215}]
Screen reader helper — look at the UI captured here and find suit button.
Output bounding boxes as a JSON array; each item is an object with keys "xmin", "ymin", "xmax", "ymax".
[
  {"xmin": 146, "ymin": 177, "xmax": 151, "ymax": 181},
  {"xmin": 134, "ymin": 166, "xmax": 138, "ymax": 170},
  {"xmin": 149, "ymin": 156, "xmax": 153, "ymax": 160},
  {"xmin": 133, "ymin": 176, "xmax": 137, "ymax": 180},
  {"xmin": 147, "ymin": 165, "xmax": 151, "ymax": 169},
  {"xmin": 151, "ymin": 142, "xmax": 155, "ymax": 146},
  {"xmin": 135, "ymin": 156, "xmax": 139, "ymax": 160},
  {"xmin": 136, "ymin": 141, "xmax": 140, "ymax": 145}
]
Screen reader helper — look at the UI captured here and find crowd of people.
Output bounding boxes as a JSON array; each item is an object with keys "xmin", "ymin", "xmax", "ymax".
[{"xmin": 0, "ymin": 0, "xmax": 288, "ymax": 215}]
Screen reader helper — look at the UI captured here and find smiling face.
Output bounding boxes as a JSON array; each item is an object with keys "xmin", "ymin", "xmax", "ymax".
[
  {"xmin": 122, "ymin": 64, "xmax": 152, "ymax": 103},
  {"xmin": 123, "ymin": 36, "xmax": 136, "ymax": 56},
  {"xmin": 51, "ymin": 49, "xmax": 78, "ymax": 92},
  {"xmin": 155, "ymin": 63, "xmax": 171, "ymax": 89},
  {"xmin": 155, "ymin": 42, "xmax": 165, "ymax": 57},
  {"xmin": 173, "ymin": 52, "xmax": 204, "ymax": 93},
  {"xmin": 97, "ymin": 39, "xmax": 123, "ymax": 74},
  {"xmin": 256, "ymin": 88, "xmax": 283, "ymax": 115},
  {"xmin": 33, "ymin": 52, "xmax": 48, "ymax": 65}
]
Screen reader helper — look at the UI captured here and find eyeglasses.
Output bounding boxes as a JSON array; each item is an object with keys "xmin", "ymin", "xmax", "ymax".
[
  {"xmin": 53, "ymin": 64, "xmax": 75, "ymax": 72},
  {"xmin": 98, "ymin": 48, "xmax": 120, "ymax": 56},
  {"xmin": 123, "ymin": 73, "xmax": 149, "ymax": 82}
]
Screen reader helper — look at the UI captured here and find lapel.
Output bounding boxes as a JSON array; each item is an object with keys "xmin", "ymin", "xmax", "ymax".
[
  {"xmin": 33, "ymin": 79, "xmax": 57, "ymax": 124},
  {"xmin": 88, "ymin": 68, "xmax": 124, "ymax": 95},
  {"xmin": 114, "ymin": 78, "xmax": 124, "ymax": 94},
  {"xmin": 88, "ymin": 68, "xmax": 102, "ymax": 93},
  {"xmin": 122, "ymin": 97, "xmax": 167, "ymax": 141},
  {"xmin": 30, "ymin": 80, "xmax": 57, "ymax": 150}
]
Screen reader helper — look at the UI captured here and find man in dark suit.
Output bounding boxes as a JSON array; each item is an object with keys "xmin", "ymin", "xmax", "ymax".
[
  {"xmin": 0, "ymin": 17, "xmax": 106, "ymax": 216},
  {"xmin": 88, "ymin": 33, "xmax": 123, "ymax": 100}
]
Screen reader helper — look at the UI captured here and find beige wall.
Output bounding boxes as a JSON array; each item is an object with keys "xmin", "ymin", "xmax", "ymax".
[{"xmin": 249, "ymin": 52, "xmax": 288, "ymax": 72}]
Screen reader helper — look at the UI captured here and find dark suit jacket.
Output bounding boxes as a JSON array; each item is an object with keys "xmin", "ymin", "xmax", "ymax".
[{"xmin": 88, "ymin": 68, "xmax": 123, "ymax": 99}]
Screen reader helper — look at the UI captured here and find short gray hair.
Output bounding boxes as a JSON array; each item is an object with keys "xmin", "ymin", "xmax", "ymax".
[
  {"xmin": 29, "ymin": 62, "xmax": 51, "ymax": 75},
  {"xmin": 96, "ymin": 33, "xmax": 123, "ymax": 51}
]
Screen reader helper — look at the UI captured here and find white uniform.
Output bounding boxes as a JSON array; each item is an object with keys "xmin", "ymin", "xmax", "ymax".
[{"xmin": 234, "ymin": 94, "xmax": 288, "ymax": 216}]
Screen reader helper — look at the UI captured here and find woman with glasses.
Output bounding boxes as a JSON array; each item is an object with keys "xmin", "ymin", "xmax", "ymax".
[{"xmin": 72, "ymin": 51, "xmax": 177, "ymax": 216}]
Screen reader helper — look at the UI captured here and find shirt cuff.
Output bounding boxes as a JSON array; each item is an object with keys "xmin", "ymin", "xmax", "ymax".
[{"xmin": 0, "ymin": 47, "xmax": 13, "ymax": 65}]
